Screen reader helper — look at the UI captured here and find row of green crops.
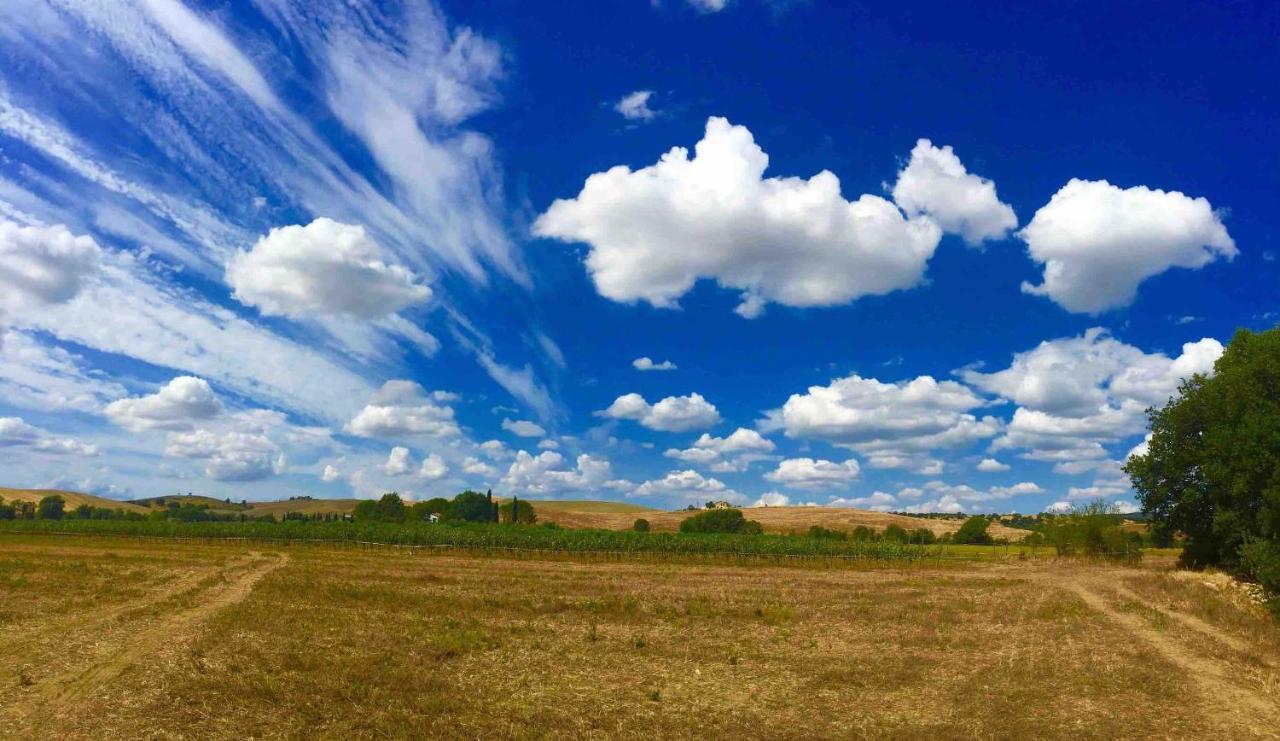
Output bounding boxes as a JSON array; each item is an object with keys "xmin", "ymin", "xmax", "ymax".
[{"xmin": 0, "ymin": 519, "xmax": 930, "ymax": 561}]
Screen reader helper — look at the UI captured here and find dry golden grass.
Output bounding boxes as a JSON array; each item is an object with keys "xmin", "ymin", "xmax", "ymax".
[
  {"xmin": 536, "ymin": 504, "xmax": 1030, "ymax": 540},
  {"xmin": 0, "ymin": 488, "xmax": 148, "ymax": 515},
  {"xmin": 245, "ymin": 498, "xmax": 364, "ymax": 517},
  {"xmin": 521, "ymin": 499, "xmax": 660, "ymax": 515},
  {"xmin": 2, "ymin": 533, "xmax": 1277, "ymax": 739}
]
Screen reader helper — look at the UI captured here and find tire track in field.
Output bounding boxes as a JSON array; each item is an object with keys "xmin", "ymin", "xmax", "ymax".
[
  {"xmin": 2, "ymin": 554, "xmax": 256, "ymax": 652},
  {"xmin": 1109, "ymin": 583, "xmax": 1271, "ymax": 665},
  {"xmin": 33, "ymin": 551, "xmax": 289, "ymax": 713},
  {"xmin": 1063, "ymin": 576, "xmax": 1280, "ymax": 738}
]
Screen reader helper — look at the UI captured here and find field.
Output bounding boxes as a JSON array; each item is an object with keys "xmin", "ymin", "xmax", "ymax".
[
  {"xmin": 533, "ymin": 504, "xmax": 1031, "ymax": 540},
  {"xmin": 2, "ymin": 533, "xmax": 1277, "ymax": 739}
]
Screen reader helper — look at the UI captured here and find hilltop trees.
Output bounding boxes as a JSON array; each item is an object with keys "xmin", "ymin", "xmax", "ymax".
[{"xmin": 1126, "ymin": 326, "xmax": 1279, "ymax": 587}]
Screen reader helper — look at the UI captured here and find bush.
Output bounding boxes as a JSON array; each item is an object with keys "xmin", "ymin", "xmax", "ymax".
[
  {"xmin": 1240, "ymin": 538, "xmax": 1280, "ymax": 612},
  {"xmin": 37, "ymin": 495, "xmax": 65, "ymax": 520},
  {"xmin": 353, "ymin": 499, "xmax": 378, "ymax": 523},
  {"xmin": 881, "ymin": 524, "xmax": 908, "ymax": 543},
  {"xmin": 499, "ymin": 498, "xmax": 537, "ymax": 524},
  {"xmin": 633, "ymin": 518, "xmax": 650, "ymax": 532},
  {"xmin": 850, "ymin": 526, "xmax": 872, "ymax": 542},
  {"xmin": 1041, "ymin": 501, "xmax": 1142, "ymax": 562},
  {"xmin": 910, "ymin": 528, "xmax": 937, "ymax": 545},
  {"xmin": 807, "ymin": 525, "xmax": 846, "ymax": 540},
  {"xmin": 952, "ymin": 516, "xmax": 993, "ymax": 545},
  {"xmin": 679, "ymin": 508, "xmax": 762, "ymax": 535}
]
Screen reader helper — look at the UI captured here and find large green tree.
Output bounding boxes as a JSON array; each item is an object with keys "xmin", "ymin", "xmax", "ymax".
[
  {"xmin": 446, "ymin": 490, "xmax": 495, "ymax": 523},
  {"xmin": 1125, "ymin": 326, "xmax": 1280, "ymax": 570},
  {"xmin": 37, "ymin": 494, "xmax": 65, "ymax": 520}
]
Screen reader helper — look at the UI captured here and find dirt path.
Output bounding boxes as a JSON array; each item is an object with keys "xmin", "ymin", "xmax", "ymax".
[
  {"xmin": 1062, "ymin": 574, "xmax": 1280, "ymax": 738},
  {"xmin": 19, "ymin": 551, "xmax": 288, "ymax": 731}
]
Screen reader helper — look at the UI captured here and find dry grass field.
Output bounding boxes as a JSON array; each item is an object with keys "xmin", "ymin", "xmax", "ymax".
[
  {"xmin": 2, "ymin": 533, "xmax": 1277, "ymax": 739},
  {"xmin": 0, "ymin": 488, "xmax": 148, "ymax": 515},
  {"xmin": 534, "ymin": 504, "xmax": 1031, "ymax": 540}
]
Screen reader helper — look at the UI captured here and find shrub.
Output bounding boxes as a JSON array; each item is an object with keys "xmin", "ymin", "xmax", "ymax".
[
  {"xmin": 37, "ymin": 495, "xmax": 65, "ymax": 520},
  {"xmin": 499, "ymin": 498, "xmax": 537, "ymax": 524},
  {"xmin": 353, "ymin": 500, "xmax": 378, "ymax": 522},
  {"xmin": 633, "ymin": 518, "xmax": 650, "ymax": 532},
  {"xmin": 1041, "ymin": 501, "xmax": 1142, "ymax": 562},
  {"xmin": 952, "ymin": 516, "xmax": 993, "ymax": 545},
  {"xmin": 679, "ymin": 508, "xmax": 762, "ymax": 535},
  {"xmin": 881, "ymin": 524, "xmax": 909, "ymax": 543},
  {"xmin": 1240, "ymin": 538, "xmax": 1280, "ymax": 612},
  {"xmin": 910, "ymin": 528, "xmax": 937, "ymax": 545},
  {"xmin": 850, "ymin": 526, "xmax": 873, "ymax": 542},
  {"xmin": 807, "ymin": 525, "xmax": 845, "ymax": 540}
]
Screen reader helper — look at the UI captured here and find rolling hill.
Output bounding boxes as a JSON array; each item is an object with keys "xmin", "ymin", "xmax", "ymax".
[
  {"xmin": 0, "ymin": 487, "xmax": 149, "ymax": 514},
  {"xmin": 531, "ymin": 504, "xmax": 1031, "ymax": 539},
  {"xmin": 0, "ymin": 487, "xmax": 1028, "ymax": 538}
]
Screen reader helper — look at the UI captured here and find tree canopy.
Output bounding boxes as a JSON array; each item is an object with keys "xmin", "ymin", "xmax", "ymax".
[
  {"xmin": 679, "ymin": 508, "xmax": 762, "ymax": 535},
  {"xmin": 1125, "ymin": 326, "xmax": 1279, "ymax": 571},
  {"xmin": 951, "ymin": 516, "xmax": 992, "ymax": 545}
]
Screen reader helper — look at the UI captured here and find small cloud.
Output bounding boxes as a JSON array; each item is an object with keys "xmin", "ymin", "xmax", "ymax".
[
  {"xmin": 976, "ymin": 458, "xmax": 1010, "ymax": 472},
  {"xmin": 502, "ymin": 418, "xmax": 547, "ymax": 438},
  {"xmin": 633, "ymin": 357, "xmax": 677, "ymax": 372},
  {"xmin": 614, "ymin": 90, "xmax": 658, "ymax": 122}
]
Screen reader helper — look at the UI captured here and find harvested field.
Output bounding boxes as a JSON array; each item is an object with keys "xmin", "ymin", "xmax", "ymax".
[{"xmin": 2, "ymin": 533, "xmax": 1277, "ymax": 739}]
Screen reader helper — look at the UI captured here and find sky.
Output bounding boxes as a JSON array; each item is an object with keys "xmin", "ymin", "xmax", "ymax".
[{"xmin": 0, "ymin": 0, "xmax": 1276, "ymax": 514}]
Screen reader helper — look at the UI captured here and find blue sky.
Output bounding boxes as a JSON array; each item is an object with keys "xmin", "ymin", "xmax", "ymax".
[{"xmin": 0, "ymin": 0, "xmax": 1275, "ymax": 513}]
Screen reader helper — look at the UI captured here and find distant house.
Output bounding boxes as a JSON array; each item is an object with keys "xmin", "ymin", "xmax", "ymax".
[
  {"xmin": 428, "ymin": 513, "xmax": 440, "ymax": 523},
  {"xmin": 707, "ymin": 500, "xmax": 734, "ymax": 510}
]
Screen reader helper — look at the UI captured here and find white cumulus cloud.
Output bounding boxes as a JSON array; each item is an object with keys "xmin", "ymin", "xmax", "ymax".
[
  {"xmin": 764, "ymin": 457, "xmax": 861, "ymax": 489},
  {"xmin": 964, "ymin": 328, "xmax": 1222, "ymax": 466},
  {"xmin": 764, "ymin": 373, "xmax": 998, "ymax": 459},
  {"xmin": 346, "ymin": 380, "xmax": 460, "ymax": 439},
  {"xmin": 1020, "ymin": 179, "xmax": 1236, "ymax": 313},
  {"xmin": 535, "ymin": 117, "xmax": 943, "ymax": 318},
  {"xmin": 105, "ymin": 376, "xmax": 223, "ymax": 431},
  {"xmin": 383, "ymin": 446, "xmax": 414, "ymax": 475},
  {"xmin": 890, "ymin": 139, "xmax": 1016, "ymax": 245},
  {"xmin": 0, "ymin": 219, "xmax": 102, "ymax": 319},
  {"xmin": 226, "ymin": 218, "xmax": 432, "ymax": 319},
  {"xmin": 599, "ymin": 391, "xmax": 721, "ymax": 432},
  {"xmin": 418, "ymin": 453, "xmax": 449, "ymax": 481},
  {"xmin": 977, "ymin": 457, "xmax": 1010, "ymax": 472}
]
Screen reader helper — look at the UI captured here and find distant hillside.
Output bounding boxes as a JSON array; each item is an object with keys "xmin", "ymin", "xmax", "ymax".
[
  {"xmin": 521, "ymin": 499, "xmax": 659, "ymax": 515},
  {"xmin": 0, "ymin": 487, "xmax": 148, "ymax": 514},
  {"xmin": 247, "ymin": 498, "xmax": 363, "ymax": 517},
  {"xmin": 130, "ymin": 495, "xmax": 249, "ymax": 512},
  {"xmin": 534, "ymin": 504, "xmax": 1031, "ymax": 540}
]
